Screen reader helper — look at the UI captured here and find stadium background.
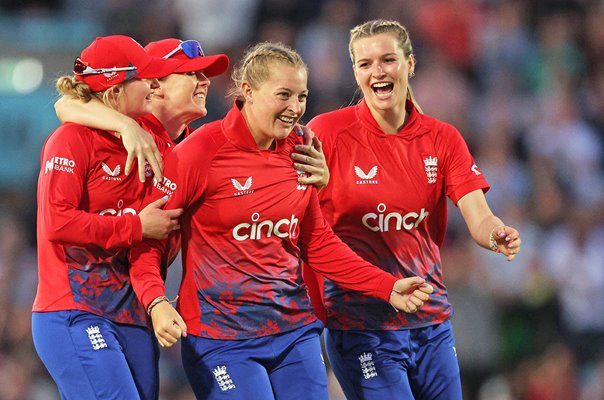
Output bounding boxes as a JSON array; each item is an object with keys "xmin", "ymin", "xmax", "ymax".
[{"xmin": 0, "ymin": 0, "xmax": 603, "ymax": 399}]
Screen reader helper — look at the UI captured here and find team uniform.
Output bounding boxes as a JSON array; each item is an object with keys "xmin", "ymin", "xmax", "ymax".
[
  {"xmin": 129, "ymin": 101, "xmax": 400, "ymax": 400},
  {"xmin": 33, "ymin": 118, "xmax": 173, "ymax": 400},
  {"xmin": 303, "ymin": 99, "xmax": 489, "ymax": 399}
]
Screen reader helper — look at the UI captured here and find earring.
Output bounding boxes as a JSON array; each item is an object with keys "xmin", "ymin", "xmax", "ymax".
[{"xmin": 409, "ymin": 71, "xmax": 415, "ymax": 78}]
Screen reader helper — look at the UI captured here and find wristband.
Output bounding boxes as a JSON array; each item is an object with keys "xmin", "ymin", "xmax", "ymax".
[
  {"xmin": 389, "ymin": 290, "xmax": 401, "ymax": 313},
  {"xmin": 147, "ymin": 295, "xmax": 179, "ymax": 315}
]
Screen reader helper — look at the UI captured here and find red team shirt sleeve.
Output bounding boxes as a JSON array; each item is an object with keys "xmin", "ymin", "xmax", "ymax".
[
  {"xmin": 129, "ymin": 136, "xmax": 208, "ymax": 310},
  {"xmin": 439, "ymin": 124, "xmax": 489, "ymax": 204},
  {"xmin": 298, "ymin": 190, "xmax": 398, "ymax": 302},
  {"xmin": 39, "ymin": 123, "xmax": 143, "ymax": 248}
]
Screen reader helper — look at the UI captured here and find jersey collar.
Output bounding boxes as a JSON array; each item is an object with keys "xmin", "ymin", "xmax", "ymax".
[
  {"xmin": 357, "ymin": 98, "xmax": 430, "ymax": 139},
  {"xmin": 222, "ymin": 100, "xmax": 288, "ymax": 152},
  {"xmin": 137, "ymin": 114, "xmax": 190, "ymax": 145}
]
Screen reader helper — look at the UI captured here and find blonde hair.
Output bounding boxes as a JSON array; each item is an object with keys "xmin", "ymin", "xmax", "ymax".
[
  {"xmin": 349, "ymin": 19, "xmax": 422, "ymax": 113},
  {"xmin": 228, "ymin": 42, "xmax": 308, "ymax": 100},
  {"xmin": 55, "ymin": 75, "xmax": 119, "ymax": 109}
]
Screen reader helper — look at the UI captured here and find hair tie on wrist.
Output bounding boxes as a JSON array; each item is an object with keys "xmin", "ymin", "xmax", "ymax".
[{"xmin": 147, "ymin": 295, "xmax": 179, "ymax": 315}]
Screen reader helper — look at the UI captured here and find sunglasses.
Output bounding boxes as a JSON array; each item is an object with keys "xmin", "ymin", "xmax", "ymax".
[
  {"xmin": 73, "ymin": 57, "xmax": 137, "ymax": 76},
  {"xmin": 163, "ymin": 40, "xmax": 204, "ymax": 59}
]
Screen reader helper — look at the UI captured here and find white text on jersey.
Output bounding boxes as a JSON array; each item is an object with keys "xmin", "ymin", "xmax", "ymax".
[
  {"xmin": 354, "ymin": 165, "xmax": 379, "ymax": 185},
  {"xmin": 362, "ymin": 203, "xmax": 429, "ymax": 232},
  {"xmin": 99, "ymin": 199, "xmax": 136, "ymax": 216},
  {"xmin": 45, "ymin": 156, "xmax": 75, "ymax": 174},
  {"xmin": 232, "ymin": 212, "xmax": 299, "ymax": 241},
  {"xmin": 153, "ymin": 176, "xmax": 177, "ymax": 196}
]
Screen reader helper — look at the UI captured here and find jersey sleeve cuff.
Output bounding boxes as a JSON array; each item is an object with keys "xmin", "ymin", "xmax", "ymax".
[
  {"xmin": 127, "ymin": 214, "xmax": 143, "ymax": 243},
  {"xmin": 449, "ymin": 181, "xmax": 489, "ymax": 205},
  {"xmin": 141, "ymin": 286, "xmax": 167, "ymax": 310},
  {"xmin": 375, "ymin": 274, "xmax": 399, "ymax": 302}
]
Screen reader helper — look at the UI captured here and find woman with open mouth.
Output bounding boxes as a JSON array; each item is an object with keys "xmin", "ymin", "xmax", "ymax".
[{"xmin": 300, "ymin": 19, "xmax": 523, "ymax": 400}]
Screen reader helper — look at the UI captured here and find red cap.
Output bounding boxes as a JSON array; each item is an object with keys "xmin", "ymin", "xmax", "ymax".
[
  {"xmin": 144, "ymin": 38, "xmax": 229, "ymax": 77},
  {"xmin": 74, "ymin": 35, "xmax": 181, "ymax": 92}
]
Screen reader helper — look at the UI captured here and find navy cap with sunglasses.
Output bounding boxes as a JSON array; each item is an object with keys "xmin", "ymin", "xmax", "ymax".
[{"xmin": 145, "ymin": 38, "xmax": 229, "ymax": 77}]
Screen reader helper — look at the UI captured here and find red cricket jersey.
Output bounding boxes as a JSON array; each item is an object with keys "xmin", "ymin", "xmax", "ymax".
[
  {"xmin": 33, "ymin": 118, "xmax": 172, "ymax": 326},
  {"xmin": 305, "ymin": 99, "xmax": 490, "ymax": 330},
  {"xmin": 129, "ymin": 101, "xmax": 398, "ymax": 339}
]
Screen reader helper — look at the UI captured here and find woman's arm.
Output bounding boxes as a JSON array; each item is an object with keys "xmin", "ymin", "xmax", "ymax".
[
  {"xmin": 299, "ymin": 191, "xmax": 433, "ymax": 312},
  {"xmin": 55, "ymin": 96, "xmax": 163, "ymax": 182},
  {"xmin": 40, "ymin": 126, "xmax": 178, "ymax": 248},
  {"xmin": 458, "ymin": 189, "xmax": 522, "ymax": 261}
]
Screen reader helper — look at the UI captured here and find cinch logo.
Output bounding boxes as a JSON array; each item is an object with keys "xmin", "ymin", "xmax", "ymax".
[
  {"xmin": 153, "ymin": 176, "xmax": 178, "ymax": 196},
  {"xmin": 101, "ymin": 162, "xmax": 121, "ymax": 181},
  {"xmin": 45, "ymin": 156, "xmax": 75, "ymax": 174},
  {"xmin": 232, "ymin": 212, "xmax": 299, "ymax": 241},
  {"xmin": 232, "ymin": 177, "xmax": 253, "ymax": 196},
  {"xmin": 354, "ymin": 166, "xmax": 378, "ymax": 184},
  {"xmin": 471, "ymin": 164, "xmax": 482, "ymax": 175},
  {"xmin": 99, "ymin": 199, "xmax": 136, "ymax": 216},
  {"xmin": 362, "ymin": 203, "xmax": 429, "ymax": 232}
]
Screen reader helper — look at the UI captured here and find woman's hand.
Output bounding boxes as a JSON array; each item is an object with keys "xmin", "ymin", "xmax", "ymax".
[
  {"xmin": 118, "ymin": 119, "xmax": 164, "ymax": 183},
  {"xmin": 139, "ymin": 196, "xmax": 183, "ymax": 239},
  {"xmin": 292, "ymin": 125, "xmax": 330, "ymax": 191},
  {"xmin": 150, "ymin": 300, "xmax": 187, "ymax": 347},
  {"xmin": 489, "ymin": 225, "xmax": 522, "ymax": 261},
  {"xmin": 389, "ymin": 277, "xmax": 433, "ymax": 313},
  {"xmin": 54, "ymin": 95, "xmax": 163, "ymax": 182}
]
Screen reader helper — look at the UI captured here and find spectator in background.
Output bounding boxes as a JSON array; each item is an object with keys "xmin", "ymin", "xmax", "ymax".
[
  {"xmin": 0, "ymin": 209, "xmax": 41, "ymax": 400},
  {"xmin": 295, "ymin": 0, "xmax": 361, "ymax": 116}
]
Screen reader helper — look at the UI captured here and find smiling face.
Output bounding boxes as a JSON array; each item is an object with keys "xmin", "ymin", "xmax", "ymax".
[
  {"xmin": 352, "ymin": 32, "xmax": 414, "ymax": 119},
  {"xmin": 114, "ymin": 78, "xmax": 158, "ymax": 117},
  {"xmin": 242, "ymin": 63, "xmax": 308, "ymax": 149},
  {"xmin": 156, "ymin": 70, "xmax": 210, "ymax": 120}
]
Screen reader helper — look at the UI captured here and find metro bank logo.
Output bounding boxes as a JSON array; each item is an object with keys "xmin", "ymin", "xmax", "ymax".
[
  {"xmin": 45, "ymin": 156, "xmax": 75, "ymax": 174},
  {"xmin": 153, "ymin": 175, "xmax": 178, "ymax": 196}
]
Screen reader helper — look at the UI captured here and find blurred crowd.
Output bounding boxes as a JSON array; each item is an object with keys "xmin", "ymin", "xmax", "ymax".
[{"xmin": 0, "ymin": 0, "xmax": 603, "ymax": 399}]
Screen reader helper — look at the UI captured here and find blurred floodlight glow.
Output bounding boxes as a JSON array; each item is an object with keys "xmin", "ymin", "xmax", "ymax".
[{"xmin": 12, "ymin": 58, "xmax": 44, "ymax": 94}]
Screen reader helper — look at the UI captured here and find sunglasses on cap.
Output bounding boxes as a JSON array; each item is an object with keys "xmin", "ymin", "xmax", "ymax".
[
  {"xmin": 73, "ymin": 57, "xmax": 138, "ymax": 76},
  {"xmin": 163, "ymin": 40, "xmax": 205, "ymax": 59}
]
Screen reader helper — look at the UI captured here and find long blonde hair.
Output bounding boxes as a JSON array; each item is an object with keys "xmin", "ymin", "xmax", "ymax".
[
  {"xmin": 349, "ymin": 19, "xmax": 422, "ymax": 113},
  {"xmin": 55, "ymin": 75, "xmax": 119, "ymax": 108},
  {"xmin": 228, "ymin": 41, "xmax": 308, "ymax": 101}
]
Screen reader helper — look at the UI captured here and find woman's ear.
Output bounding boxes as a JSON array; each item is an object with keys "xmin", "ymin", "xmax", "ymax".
[
  {"xmin": 107, "ymin": 85, "xmax": 121, "ymax": 104},
  {"xmin": 242, "ymin": 81, "xmax": 253, "ymax": 104},
  {"xmin": 408, "ymin": 54, "xmax": 416, "ymax": 78}
]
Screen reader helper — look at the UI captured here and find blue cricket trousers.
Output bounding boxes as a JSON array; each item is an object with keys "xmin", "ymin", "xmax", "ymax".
[
  {"xmin": 325, "ymin": 320, "xmax": 462, "ymax": 400},
  {"xmin": 181, "ymin": 320, "xmax": 328, "ymax": 399},
  {"xmin": 32, "ymin": 310, "xmax": 159, "ymax": 400}
]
